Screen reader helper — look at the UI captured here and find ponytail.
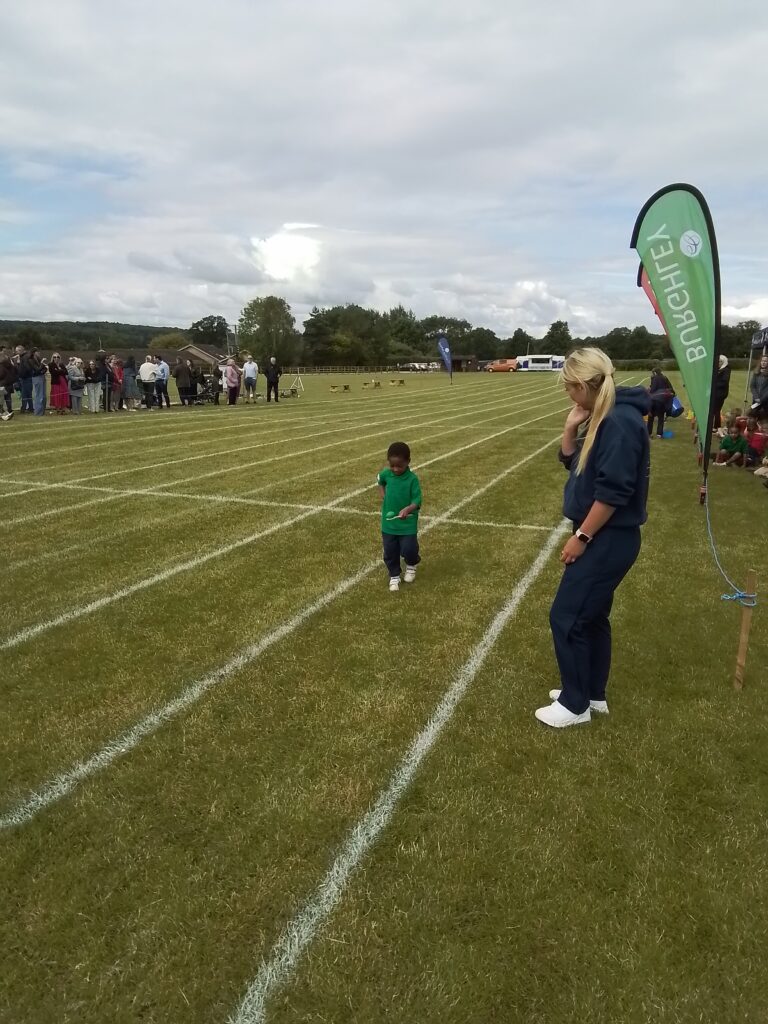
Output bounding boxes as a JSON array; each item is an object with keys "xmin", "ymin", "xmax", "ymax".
[{"xmin": 561, "ymin": 348, "xmax": 616, "ymax": 476}]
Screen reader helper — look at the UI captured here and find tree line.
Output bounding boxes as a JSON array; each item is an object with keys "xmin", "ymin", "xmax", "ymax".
[{"xmin": 1, "ymin": 300, "xmax": 761, "ymax": 367}]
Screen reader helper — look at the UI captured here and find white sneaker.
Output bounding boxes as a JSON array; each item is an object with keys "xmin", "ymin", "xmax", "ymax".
[
  {"xmin": 1, "ymin": 412, "xmax": 12, "ymax": 421},
  {"xmin": 535, "ymin": 701, "xmax": 591, "ymax": 728},
  {"xmin": 389, "ymin": 577, "xmax": 400, "ymax": 592},
  {"xmin": 403, "ymin": 565, "xmax": 417, "ymax": 583},
  {"xmin": 549, "ymin": 690, "xmax": 609, "ymax": 714}
]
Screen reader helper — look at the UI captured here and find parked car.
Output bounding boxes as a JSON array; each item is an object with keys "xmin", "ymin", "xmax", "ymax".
[{"xmin": 486, "ymin": 358, "xmax": 518, "ymax": 372}]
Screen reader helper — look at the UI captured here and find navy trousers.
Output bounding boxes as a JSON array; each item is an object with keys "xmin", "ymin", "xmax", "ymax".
[
  {"xmin": 550, "ymin": 527, "xmax": 641, "ymax": 714},
  {"xmin": 382, "ymin": 532, "xmax": 420, "ymax": 578}
]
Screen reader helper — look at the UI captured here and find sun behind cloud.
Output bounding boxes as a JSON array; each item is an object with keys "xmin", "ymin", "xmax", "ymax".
[{"xmin": 252, "ymin": 226, "xmax": 321, "ymax": 281}]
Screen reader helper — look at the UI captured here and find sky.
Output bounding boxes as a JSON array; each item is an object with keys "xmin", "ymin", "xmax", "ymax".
[{"xmin": 1, "ymin": 0, "xmax": 768, "ymax": 338}]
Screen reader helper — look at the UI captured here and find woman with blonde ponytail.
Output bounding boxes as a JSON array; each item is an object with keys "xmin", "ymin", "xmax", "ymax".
[{"xmin": 535, "ymin": 347, "xmax": 650, "ymax": 729}]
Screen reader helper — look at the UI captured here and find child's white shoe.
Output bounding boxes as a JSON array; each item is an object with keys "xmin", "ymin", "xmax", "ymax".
[
  {"xmin": 403, "ymin": 565, "xmax": 417, "ymax": 584},
  {"xmin": 389, "ymin": 577, "xmax": 400, "ymax": 592}
]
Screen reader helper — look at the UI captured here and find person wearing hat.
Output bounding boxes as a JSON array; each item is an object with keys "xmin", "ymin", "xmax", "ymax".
[{"xmin": 712, "ymin": 354, "xmax": 731, "ymax": 431}]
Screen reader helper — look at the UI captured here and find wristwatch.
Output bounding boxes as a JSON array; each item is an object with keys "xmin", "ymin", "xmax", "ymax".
[{"xmin": 575, "ymin": 529, "xmax": 593, "ymax": 545}]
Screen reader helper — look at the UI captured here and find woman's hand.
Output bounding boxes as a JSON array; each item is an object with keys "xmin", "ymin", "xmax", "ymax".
[
  {"xmin": 565, "ymin": 404, "xmax": 591, "ymax": 431},
  {"xmin": 560, "ymin": 535, "xmax": 587, "ymax": 565}
]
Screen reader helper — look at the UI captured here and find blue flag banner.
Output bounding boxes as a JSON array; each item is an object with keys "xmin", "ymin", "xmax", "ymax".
[
  {"xmin": 751, "ymin": 327, "xmax": 768, "ymax": 350},
  {"xmin": 437, "ymin": 335, "xmax": 452, "ymax": 377}
]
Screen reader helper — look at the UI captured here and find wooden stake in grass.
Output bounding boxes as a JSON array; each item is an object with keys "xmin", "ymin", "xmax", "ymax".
[{"xmin": 734, "ymin": 569, "xmax": 757, "ymax": 691}]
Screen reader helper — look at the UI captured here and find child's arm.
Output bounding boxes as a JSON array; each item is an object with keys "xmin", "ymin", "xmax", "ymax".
[
  {"xmin": 397, "ymin": 503, "xmax": 419, "ymax": 519},
  {"xmin": 398, "ymin": 475, "xmax": 422, "ymax": 517}
]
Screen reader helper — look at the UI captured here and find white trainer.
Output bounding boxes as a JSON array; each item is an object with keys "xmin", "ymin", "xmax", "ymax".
[
  {"xmin": 403, "ymin": 565, "xmax": 417, "ymax": 583},
  {"xmin": 389, "ymin": 577, "xmax": 400, "ymax": 592},
  {"xmin": 549, "ymin": 689, "xmax": 609, "ymax": 714},
  {"xmin": 535, "ymin": 701, "xmax": 591, "ymax": 728}
]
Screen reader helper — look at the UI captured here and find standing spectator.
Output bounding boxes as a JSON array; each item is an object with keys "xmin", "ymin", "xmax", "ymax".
[
  {"xmin": 647, "ymin": 366, "xmax": 674, "ymax": 439},
  {"xmin": 188, "ymin": 360, "xmax": 202, "ymax": 404},
  {"xmin": 750, "ymin": 355, "xmax": 768, "ymax": 418},
  {"xmin": 155, "ymin": 354, "xmax": 171, "ymax": 408},
  {"xmin": 713, "ymin": 354, "xmax": 731, "ymax": 430},
  {"xmin": 30, "ymin": 348, "xmax": 47, "ymax": 416},
  {"xmin": 0, "ymin": 345, "xmax": 17, "ymax": 417},
  {"xmin": 112, "ymin": 358, "xmax": 125, "ymax": 410},
  {"xmin": 67, "ymin": 357, "xmax": 86, "ymax": 415},
  {"xmin": 123, "ymin": 356, "xmax": 140, "ymax": 411},
  {"xmin": 210, "ymin": 363, "xmax": 222, "ymax": 405},
  {"xmin": 16, "ymin": 345, "xmax": 33, "ymax": 413},
  {"xmin": 96, "ymin": 354, "xmax": 112, "ymax": 412},
  {"xmin": 138, "ymin": 355, "xmax": 157, "ymax": 409},
  {"xmin": 173, "ymin": 357, "xmax": 192, "ymax": 406},
  {"xmin": 48, "ymin": 353, "xmax": 70, "ymax": 414},
  {"xmin": 242, "ymin": 354, "xmax": 259, "ymax": 402},
  {"xmin": 225, "ymin": 358, "xmax": 241, "ymax": 405},
  {"xmin": 84, "ymin": 359, "xmax": 102, "ymax": 413},
  {"xmin": 537, "ymin": 347, "xmax": 650, "ymax": 729},
  {"xmin": 265, "ymin": 356, "xmax": 281, "ymax": 403}
]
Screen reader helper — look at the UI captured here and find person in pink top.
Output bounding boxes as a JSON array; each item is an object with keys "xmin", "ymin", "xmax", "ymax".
[{"xmin": 225, "ymin": 358, "xmax": 241, "ymax": 406}]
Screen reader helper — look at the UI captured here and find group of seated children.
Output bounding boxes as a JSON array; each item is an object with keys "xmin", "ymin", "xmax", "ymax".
[{"xmin": 714, "ymin": 409, "xmax": 768, "ymax": 485}]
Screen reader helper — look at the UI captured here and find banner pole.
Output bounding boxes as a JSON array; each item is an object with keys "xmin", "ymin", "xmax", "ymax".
[{"xmin": 733, "ymin": 569, "xmax": 757, "ymax": 690}]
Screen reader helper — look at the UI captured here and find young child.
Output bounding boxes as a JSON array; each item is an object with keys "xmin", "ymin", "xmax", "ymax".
[
  {"xmin": 742, "ymin": 415, "xmax": 767, "ymax": 469},
  {"xmin": 377, "ymin": 441, "xmax": 422, "ymax": 592},
  {"xmin": 714, "ymin": 424, "xmax": 748, "ymax": 466}
]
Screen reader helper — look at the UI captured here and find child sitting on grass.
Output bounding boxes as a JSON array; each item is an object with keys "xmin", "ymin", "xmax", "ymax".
[
  {"xmin": 714, "ymin": 424, "xmax": 748, "ymax": 466},
  {"xmin": 377, "ymin": 441, "xmax": 422, "ymax": 592},
  {"xmin": 743, "ymin": 415, "xmax": 767, "ymax": 469},
  {"xmin": 717, "ymin": 407, "xmax": 747, "ymax": 438}
]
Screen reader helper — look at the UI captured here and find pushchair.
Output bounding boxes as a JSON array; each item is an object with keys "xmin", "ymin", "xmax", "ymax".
[{"xmin": 194, "ymin": 375, "xmax": 219, "ymax": 404}]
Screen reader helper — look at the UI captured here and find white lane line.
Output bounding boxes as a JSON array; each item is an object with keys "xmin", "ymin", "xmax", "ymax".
[
  {"xmin": 0, "ymin": 437, "xmax": 562, "ymax": 828},
  {"xmin": 0, "ymin": 377, "xmax": 553, "ymax": 454},
  {"xmin": 0, "ymin": 384, "xmax": 508, "ymax": 477},
  {"xmin": 229, "ymin": 519, "xmax": 571, "ymax": 1024},
  {"xmin": 0, "ymin": 383, "xmax": 565, "ymax": 524},
  {"xmin": 4, "ymin": 379, "xmax": 562, "ymax": 492},
  {"xmin": 0, "ymin": 412, "xmax": 564, "ymax": 649}
]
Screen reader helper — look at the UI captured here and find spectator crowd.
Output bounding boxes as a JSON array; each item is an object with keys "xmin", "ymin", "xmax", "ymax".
[{"xmin": 0, "ymin": 346, "xmax": 285, "ymax": 418}]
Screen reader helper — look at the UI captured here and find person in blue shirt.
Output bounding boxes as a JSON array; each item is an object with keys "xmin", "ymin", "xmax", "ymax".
[
  {"xmin": 154, "ymin": 356, "xmax": 171, "ymax": 408},
  {"xmin": 536, "ymin": 347, "xmax": 650, "ymax": 729}
]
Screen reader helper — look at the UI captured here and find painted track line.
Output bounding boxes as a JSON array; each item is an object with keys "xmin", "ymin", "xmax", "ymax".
[
  {"xmin": 0, "ymin": 406, "xmax": 566, "ymax": 650},
  {"xmin": 0, "ymin": 436, "xmax": 562, "ymax": 828},
  {"xmin": 1, "ymin": 383, "xmax": 499, "ymax": 460},
  {"xmin": 4, "ymin": 379, "xmax": 561, "ymax": 493},
  {"xmin": 228, "ymin": 519, "xmax": 570, "ymax": 1023},
  {"xmin": 1, "ymin": 382, "xmax": 565, "ymax": 524}
]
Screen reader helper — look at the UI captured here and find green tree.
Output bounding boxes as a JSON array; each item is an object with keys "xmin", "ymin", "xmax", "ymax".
[
  {"xmin": 509, "ymin": 327, "xmax": 535, "ymax": 357},
  {"xmin": 384, "ymin": 306, "xmax": 423, "ymax": 356},
  {"xmin": 189, "ymin": 315, "xmax": 229, "ymax": 350},
  {"xmin": 464, "ymin": 327, "xmax": 499, "ymax": 360},
  {"xmin": 542, "ymin": 320, "xmax": 572, "ymax": 355},
  {"xmin": 148, "ymin": 330, "xmax": 188, "ymax": 351},
  {"xmin": 238, "ymin": 296, "xmax": 298, "ymax": 365}
]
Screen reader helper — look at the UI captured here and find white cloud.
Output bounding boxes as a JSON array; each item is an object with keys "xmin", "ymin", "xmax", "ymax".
[{"xmin": 1, "ymin": 0, "xmax": 768, "ymax": 335}]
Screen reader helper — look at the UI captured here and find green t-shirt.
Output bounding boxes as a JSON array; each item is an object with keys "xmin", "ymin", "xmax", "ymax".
[
  {"xmin": 721, "ymin": 434, "xmax": 748, "ymax": 455},
  {"xmin": 377, "ymin": 466, "xmax": 422, "ymax": 535}
]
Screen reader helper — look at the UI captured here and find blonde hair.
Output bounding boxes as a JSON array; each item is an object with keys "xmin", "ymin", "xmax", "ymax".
[{"xmin": 562, "ymin": 347, "xmax": 616, "ymax": 475}]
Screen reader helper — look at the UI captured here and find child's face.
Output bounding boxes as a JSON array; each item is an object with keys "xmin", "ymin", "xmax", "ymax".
[
  {"xmin": 747, "ymin": 417, "xmax": 758, "ymax": 432},
  {"xmin": 388, "ymin": 455, "xmax": 409, "ymax": 475},
  {"xmin": 728, "ymin": 426, "xmax": 740, "ymax": 440}
]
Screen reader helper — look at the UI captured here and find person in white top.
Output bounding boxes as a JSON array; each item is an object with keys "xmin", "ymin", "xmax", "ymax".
[
  {"xmin": 138, "ymin": 356, "xmax": 157, "ymax": 409},
  {"xmin": 242, "ymin": 355, "xmax": 258, "ymax": 403}
]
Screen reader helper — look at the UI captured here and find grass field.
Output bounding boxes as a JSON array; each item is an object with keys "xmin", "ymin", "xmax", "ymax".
[{"xmin": 2, "ymin": 370, "xmax": 767, "ymax": 1024}]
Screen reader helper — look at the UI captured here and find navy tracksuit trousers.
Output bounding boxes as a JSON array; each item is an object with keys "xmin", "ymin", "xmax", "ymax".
[
  {"xmin": 382, "ymin": 532, "xmax": 420, "ymax": 578},
  {"xmin": 550, "ymin": 526, "xmax": 641, "ymax": 714}
]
